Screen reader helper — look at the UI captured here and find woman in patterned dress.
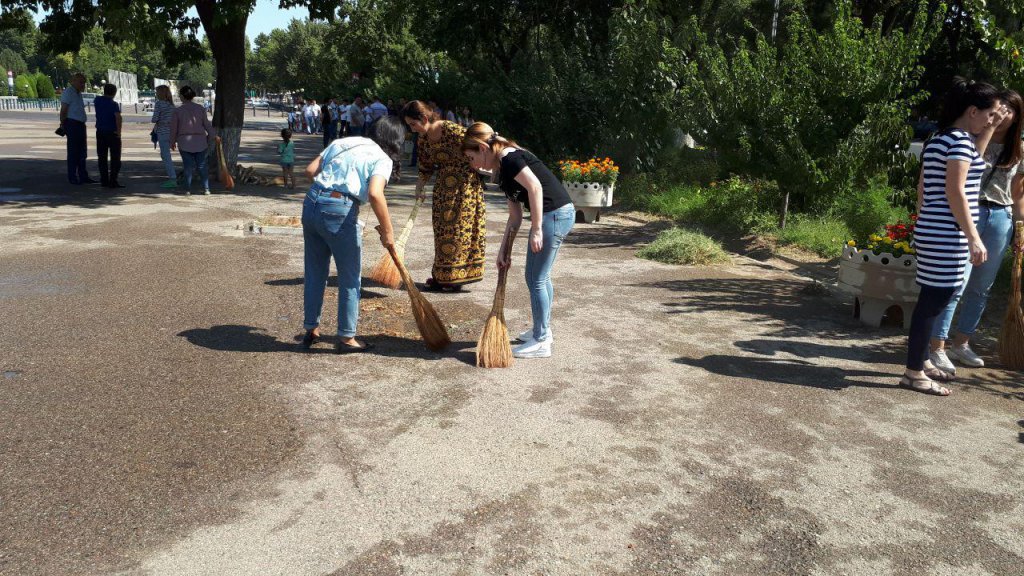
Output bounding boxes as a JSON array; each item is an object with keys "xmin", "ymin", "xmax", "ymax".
[{"xmin": 401, "ymin": 100, "xmax": 486, "ymax": 291}]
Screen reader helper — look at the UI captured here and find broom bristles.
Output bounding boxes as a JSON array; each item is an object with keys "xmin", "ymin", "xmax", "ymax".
[
  {"xmin": 386, "ymin": 243, "xmax": 450, "ymax": 351},
  {"xmin": 476, "ymin": 230, "xmax": 515, "ymax": 368},
  {"xmin": 998, "ymin": 221, "xmax": 1024, "ymax": 369},
  {"xmin": 367, "ymin": 198, "xmax": 422, "ymax": 289},
  {"xmin": 477, "ymin": 312, "xmax": 512, "ymax": 368}
]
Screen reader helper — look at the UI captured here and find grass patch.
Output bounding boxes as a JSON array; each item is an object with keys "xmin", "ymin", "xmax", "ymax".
[
  {"xmin": 638, "ymin": 227, "xmax": 732, "ymax": 266},
  {"xmin": 774, "ymin": 216, "xmax": 851, "ymax": 258}
]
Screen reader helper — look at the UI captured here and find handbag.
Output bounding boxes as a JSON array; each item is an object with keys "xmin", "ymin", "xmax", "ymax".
[{"xmin": 150, "ymin": 128, "xmax": 158, "ymax": 148}]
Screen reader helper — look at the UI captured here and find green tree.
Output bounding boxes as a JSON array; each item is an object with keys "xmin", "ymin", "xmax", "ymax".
[{"xmin": 0, "ymin": 47, "xmax": 27, "ymax": 76}]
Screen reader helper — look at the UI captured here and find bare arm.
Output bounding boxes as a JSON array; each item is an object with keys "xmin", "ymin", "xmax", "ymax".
[
  {"xmin": 115, "ymin": 111, "xmax": 122, "ymax": 135},
  {"xmin": 946, "ymin": 160, "xmax": 986, "ymax": 264},
  {"xmin": 916, "ymin": 166, "xmax": 924, "ymax": 212},
  {"xmin": 59, "ymin": 103, "xmax": 69, "ymax": 126},
  {"xmin": 498, "ymin": 199, "xmax": 524, "ymax": 269},
  {"xmin": 367, "ymin": 175, "xmax": 395, "ymax": 249},
  {"xmin": 304, "ymin": 155, "xmax": 322, "ymax": 180},
  {"xmin": 514, "ymin": 166, "xmax": 545, "ymax": 253},
  {"xmin": 1012, "ymin": 172, "xmax": 1024, "ymax": 221}
]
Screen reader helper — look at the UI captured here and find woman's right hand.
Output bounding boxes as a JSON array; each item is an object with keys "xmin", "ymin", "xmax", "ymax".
[
  {"xmin": 969, "ymin": 237, "xmax": 988, "ymax": 265},
  {"xmin": 376, "ymin": 225, "xmax": 395, "ymax": 250},
  {"xmin": 496, "ymin": 247, "xmax": 511, "ymax": 270}
]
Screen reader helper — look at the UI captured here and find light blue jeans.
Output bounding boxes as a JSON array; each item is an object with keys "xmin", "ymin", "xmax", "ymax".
[
  {"xmin": 157, "ymin": 132, "xmax": 176, "ymax": 180},
  {"xmin": 525, "ymin": 203, "xmax": 575, "ymax": 342},
  {"xmin": 179, "ymin": 149, "xmax": 209, "ymax": 191},
  {"xmin": 932, "ymin": 205, "xmax": 1015, "ymax": 339},
  {"xmin": 302, "ymin": 185, "xmax": 363, "ymax": 337}
]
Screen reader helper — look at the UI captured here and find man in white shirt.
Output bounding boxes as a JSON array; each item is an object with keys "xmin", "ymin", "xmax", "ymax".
[{"xmin": 59, "ymin": 73, "xmax": 96, "ymax": 185}]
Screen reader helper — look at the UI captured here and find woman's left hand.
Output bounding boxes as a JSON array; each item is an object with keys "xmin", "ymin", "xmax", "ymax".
[{"xmin": 530, "ymin": 227, "xmax": 543, "ymax": 253}]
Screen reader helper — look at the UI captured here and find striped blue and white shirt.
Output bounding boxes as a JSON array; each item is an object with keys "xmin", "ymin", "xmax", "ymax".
[{"xmin": 914, "ymin": 128, "xmax": 984, "ymax": 288}]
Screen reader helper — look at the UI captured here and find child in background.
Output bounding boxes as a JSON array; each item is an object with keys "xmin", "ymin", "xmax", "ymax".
[{"xmin": 279, "ymin": 128, "xmax": 296, "ymax": 189}]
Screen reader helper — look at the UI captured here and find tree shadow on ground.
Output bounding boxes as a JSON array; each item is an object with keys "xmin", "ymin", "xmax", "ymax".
[
  {"xmin": 733, "ymin": 338, "xmax": 903, "ymax": 366},
  {"xmin": 962, "ymin": 369, "xmax": 1024, "ymax": 402},
  {"xmin": 632, "ymin": 277, "xmax": 875, "ymax": 340},
  {"xmin": 365, "ymin": 335, "xmax": 477, "ymax": 366},
  {"xmin": 674, "ymin": 355, "xmax": 894, "ymax": 391},
  {"xmin": 565, "ymin": 219, "xmax": 673, "ymax": 250}
]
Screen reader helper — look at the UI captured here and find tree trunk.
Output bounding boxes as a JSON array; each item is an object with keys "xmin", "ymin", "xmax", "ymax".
[
  {"xmin": 779, "ymin": 189, "xmax": 790, "ymax": 229},
  {"xmin": 195, "ymin": 1, "xmax": 247, "ymax": 178}
]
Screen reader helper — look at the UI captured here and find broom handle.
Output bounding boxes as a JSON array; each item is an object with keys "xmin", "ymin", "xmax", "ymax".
[
  {"xmin": 492, "ymin": 229, "xmax": 515, "ymax": 312},
  {"xmin": 395, "ymin": 197, "xmax": 424, "ymax": 250},
  {"xmin": 386, "ymin": 243, "xmax": 416, "ymax": 290},
  {"xmin": 1013, "ymin": 222, "xmax": 1023, "ymax": 307}
]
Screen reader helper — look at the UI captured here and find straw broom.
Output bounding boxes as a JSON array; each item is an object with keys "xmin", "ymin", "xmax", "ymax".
[
  {"xmin": 999, "ymin": 220, "xmax": 1024, "ymax": 369},
  {"xmin": 382, "ymin": 233, "xmax": 450, "ymax": 351},
  {"xmin": 367, "ymin": 197, "xmax": 423, "ymax": 288},
  {"xmin": 476, "ymin": 230, "xmax": 515, "ymax": 368}
]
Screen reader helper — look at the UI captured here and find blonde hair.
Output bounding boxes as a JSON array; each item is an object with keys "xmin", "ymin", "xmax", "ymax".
[
  {"xmin": 156, "ymin": 85, "xmax": 173, "ymax": 103},
  {"xmin": 460, "ymin": 122, "xmax": 520, "ymax": 155}
]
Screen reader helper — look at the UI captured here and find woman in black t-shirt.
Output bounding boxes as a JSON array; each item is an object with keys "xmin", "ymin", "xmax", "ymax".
[{"xmin": 462, "ymin": 122, "xmax": 575, "ymax": 359}]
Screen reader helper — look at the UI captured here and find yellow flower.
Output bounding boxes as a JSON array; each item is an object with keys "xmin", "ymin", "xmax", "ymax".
[
  {"xmin": 847, "ymin": 240, "xmax": 856, "ymax": 247},
  {"xmin": 869, "ymin": 234, "xmax": 881, "ymax": 242}
]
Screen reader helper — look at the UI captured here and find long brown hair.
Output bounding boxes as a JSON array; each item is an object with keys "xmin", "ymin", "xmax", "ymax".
[
  {"xmin": 996, "ymin": 89, "xmax": 1024, "ymax": 168},
  {"xmin": 460, "ymin": 122, "xmax": 521, "ymax": 155},
  {"xmin": 401, "ymin": 100, "xmax": 438, "ymax": 124}
]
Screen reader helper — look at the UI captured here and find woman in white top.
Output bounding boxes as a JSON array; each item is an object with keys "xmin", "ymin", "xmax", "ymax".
[
  {"xmin": 902, "ymin": 78, "xmax": 1008, "ymax": 396},
  {"xmin": 151, "ymin": 85, "xmax": 177, "ymax": 188}
]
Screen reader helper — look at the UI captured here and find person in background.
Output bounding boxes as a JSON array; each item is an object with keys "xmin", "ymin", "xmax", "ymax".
[
  {"xmin": 348, "ymin": 96, "xmax": 365, "ymax": 136},
  {"xmin": 369, "ymin": 96, "xmax": 389, "ymax": 130},
  {"xmin": 445, "ymin": 104, "xmax": 457, "ymax": 124},
  {"xmin": 303, "ymin": 99, "xmax": 315, "ymax": 135},
  {"xmin": 328, "ymin": 98, "xmax": 340, "ymax": 139},
  {"xmin": 59, "ymin": 72, "xmax": 96, "ymax": 185},
  {"xmin": 339, "ymin": 98, "xmax": 351, "ymax": 137},
  {"xmin": 152, "ymin": 85, "xmax": 178, "ymax": 189},
  {"xmin": 401, "ymin": 100, "xmax": 486, "ymax": 291},
  {"xmin": 321, "ymin": 98, "xmax": 334, "ymax": 148},
  {"xmin": 170, "ymin": 85, "xmax": 214, "ymax": 196},
  {"xmin": 300, "ymin": 116, "xmax": 407, "ymax": 353},
  {"xmin": 462, "ymin": 122, "xmax": 575, "ymax": 359},
  {"xmin": 94, "ymin": 83, "xmax": 125, "ymax": 188},
  {"xmin": 900, "ymin": 77, "xmax": 1007, "ymax": 396},
  {"xmin": 279, "ymin": 128, "xmax": 296, "ymax": 189},
  {"xmin": 929, "ymin": 88, "xmax": 1024, "ymax": 373}
]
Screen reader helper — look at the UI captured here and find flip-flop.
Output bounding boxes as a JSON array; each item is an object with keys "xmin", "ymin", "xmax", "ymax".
[
  {"xmin": 335, "ymin": 341, "xmax": 375, "ymax": 354},
  {"xmin": 924, "ymin": 368, "xmax": 956, "ymax": 382},
  {"xmin": 899, "ymin": 375, "xmax": 951, "ymax": 396}
]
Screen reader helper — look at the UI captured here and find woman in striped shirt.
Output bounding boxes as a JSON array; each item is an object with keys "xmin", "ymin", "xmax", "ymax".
[
  {"xmin": 903, "ymin": 78, "xmax": 1009, "ymax": 396},
  {"xmin": 151, "ymin": 85, "xmax": 178, "ymax": 189}
]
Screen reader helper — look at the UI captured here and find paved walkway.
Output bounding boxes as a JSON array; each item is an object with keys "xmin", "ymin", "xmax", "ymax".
[{"xmin": 1, "ymin": 114, "xmax": 1022, "ymax": 576}]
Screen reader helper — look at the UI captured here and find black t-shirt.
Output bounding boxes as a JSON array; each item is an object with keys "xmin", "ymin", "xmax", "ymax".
[{"xmin": 499, "ymin": 149, "xmax": 572, "ymax": 213}]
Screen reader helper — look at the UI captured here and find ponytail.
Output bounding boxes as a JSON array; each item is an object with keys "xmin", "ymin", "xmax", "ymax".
[
  {"xmin": 939, "ymin": 76, "xmax": 999, "ymax": 129},
  {"xmin": 460, "ymin": 122, "xmax": 521, "ymax": 155}
]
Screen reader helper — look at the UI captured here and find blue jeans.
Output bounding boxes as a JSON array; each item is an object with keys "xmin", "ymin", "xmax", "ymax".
[
  {"xmin": 179, "ymin": 149, "xmax": 209, "ymax": 191},
  {"xmin": 302, "ymin": 185, "xmax": 363, "ymax": 337},
  {"xmin": 65, "ymin": 119, "xmax": 89, "ymax": 183},
  {"xmin": 524, "ymin": 203, "xmax": 575, "ymax": 341},
  {"xmin": 932, "ymin": 204, "xmax": 1016, "ymax": 339},
  {"xmin": 305, "ymin": 115, "xmax": 315, "ymax": 134},
  {"xmin": 157, "ymin": 132, "xmax": 176, "ymax": 180}
]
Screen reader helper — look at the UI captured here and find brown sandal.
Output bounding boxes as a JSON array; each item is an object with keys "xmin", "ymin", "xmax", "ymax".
[
  {"xmin": 924, "ymin": 368, "xmax": 955, "ymax": 382},
  {"xmin": 899, "ymin": 375, "xmax": 951, "ymax": 396}
]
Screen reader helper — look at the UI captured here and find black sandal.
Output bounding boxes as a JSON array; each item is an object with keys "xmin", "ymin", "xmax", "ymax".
[
  {"xmin": 335, "ymin": 341, "xmax": 375, "ymax": 354},
  {"xmin": 301, "ymin": 330, "xmax": 320, "ymax": 349},
  {"xmin": 899, "ymin": 375, "xmax": 951, "ymax": 396}
]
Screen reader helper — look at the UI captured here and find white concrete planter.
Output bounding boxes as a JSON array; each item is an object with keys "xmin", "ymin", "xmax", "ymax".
[
  {"xmin": 564, "ymin": 181, "xmax": 614, "ymax": 223},
  {"xmin": 837, "ymin": 245, "xmax": 920, "ymax": 328},
  {"xmin": 565, "ymin": 182, "xmax": 614, "ymax": 208}
]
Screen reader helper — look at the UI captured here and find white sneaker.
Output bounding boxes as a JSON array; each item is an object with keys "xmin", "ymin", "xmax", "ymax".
[
  {"xmin": 513, "ymin": 339, "xmax": 551, "ymax": 359},
  {"xmin": 515, "ymin": 328, "xmax": 553, "ymax": 343},
  {"xmin": 203, "ymin": 188, "xmax": 211, "ymax": 195},
  {"xmin": 929, "ymin": 349, "xmax": 956, "ymax": 375},
  {"xmin": 947, "ymin": 344, "xmax": 985, "ymax": 367}
]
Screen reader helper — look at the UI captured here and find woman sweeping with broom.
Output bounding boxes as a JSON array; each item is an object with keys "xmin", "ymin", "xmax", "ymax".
[
  {"xmin": 300, "ymin": 116, "xmax": 406, "ymax": 353},
  {"xmin": 401, "ymin": 100, "xmax": 486, "ymax": 292},
  {"xmin": 900, "ymin": 78, "xmax": 1009, "ymax": 395},
  {"xmin": 462, "ymin": 123, "xmax": 575, "ymax": 359}
]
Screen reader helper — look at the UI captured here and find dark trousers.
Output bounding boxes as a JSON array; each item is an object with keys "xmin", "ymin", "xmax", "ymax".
[
  {"xmin": 409, "ymin": 132, "xmax": 418, "ymax": 167},
  {"xmin": 322, "ymin": 122, "xmax": 336, "ymax": 148},
  {"xmin": 96, "ymin": 130, "xmax": 122, "ymax": 185},
  {"xmin": 906, "ymin": 284, "xmax": 958, "ymax": 370},
  {"xmin": 65, "ymin": 119, "xmax": 89, "ymax": 184}
]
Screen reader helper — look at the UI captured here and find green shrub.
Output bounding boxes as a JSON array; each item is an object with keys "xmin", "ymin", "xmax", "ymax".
[
  {"xmin": 834, "ymin": 175, "xmax": 909, "ymax": 241},
  {"xmin": 34, "ymin": 73, "xmax": 55, "ymax": 99},
  {"xmin": 638, "ymin": 227, "xmax": 732, "ymax": 266},
  {"xmin": 13, "ymin": 73, "xmax": 36, "ymax": 99},
  {"xmin": 776, "ymin": 216, "xmax": 852, "ymax": 258}
]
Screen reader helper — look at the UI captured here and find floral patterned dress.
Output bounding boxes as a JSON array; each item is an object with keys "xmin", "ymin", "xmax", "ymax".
[{"xmin": 418, "ymin": 121, "xmax": 486, "ymax": 286}]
